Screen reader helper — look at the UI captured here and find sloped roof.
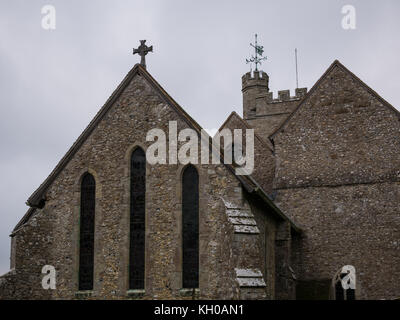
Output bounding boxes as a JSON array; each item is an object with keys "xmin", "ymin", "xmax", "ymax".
[
  {"xmin": 26, "ymin": 64, "xmax": 203, "ymax": 208},
  {"xmin": 269, "ymin": 60, "xmax": 400, "ymax": 139},
  {"xmin": 16, "ymin": 63, "xmax": 301, "ymax": 233},
  {"xmin": 217, "ymin": 111, "xmax": 302, "ymax": 232},
  {"xmin": 12, "ymin": 208, "xmax": 36, "ymax": 234},
  {"xmin": 218, "ymin": 111, "xmax": 274, "ymax": 152}
]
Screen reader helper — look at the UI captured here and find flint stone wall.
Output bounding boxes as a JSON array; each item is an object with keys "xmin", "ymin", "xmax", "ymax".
[
  {"xmin": 0, "ymin": 73, "xmax": 270, "ymax": 300},
  {"xmin": 272, "ymin": 65, "xmax": 400, "ymax": 300}
]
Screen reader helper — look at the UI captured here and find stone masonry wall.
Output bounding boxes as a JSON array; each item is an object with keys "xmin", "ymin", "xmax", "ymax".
[
  {"xmin": 245, "ymin": 194, "xmax": 278, "ymax": 299},
  {"xmin": 245, "ymin": 88, "xmax": 307, "ymax": 140},
  {"xmin": 242, "ymin": 71, "xmax": 269, "ymax": 119},
  {"xmin": 247, "ymin": 116, "xmax": 290, "ymax": 143},
  {"xmin": 0, "ymin": 72, "xmax": 254, "ymax": 299},
  {"xmin": 272, "ymin": 64, "xmax": 400, "ymax": 299},
  {"xmin": 275, "ymin": 182, "xmax": 400, "ymax": 300},
  {"xmin": 0, "ymin": 208, "xmax": 54, "ymax": 299},
  {"xmin": 219, "ymin": 113, "xmax": 275, "ymax": 195},
  {"xmin": 273, "ymin": 66, "xmax": 400, "ymax": 190}
]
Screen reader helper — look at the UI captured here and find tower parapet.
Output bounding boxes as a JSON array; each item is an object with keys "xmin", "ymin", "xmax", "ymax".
[
  {"xmin": 242, "ymin": 71, "xmax": 270, "ymax": 119},
  {"xmin": 243, "ymin": 85, "xmax": 308, "ymax": 139},
  {"xmin": 255, "ymin": 87, "xmax": 308, "ymax": 115},
  {"xmin": 241, "ymin": 68, "xmax": 308, "ymax": 139}
]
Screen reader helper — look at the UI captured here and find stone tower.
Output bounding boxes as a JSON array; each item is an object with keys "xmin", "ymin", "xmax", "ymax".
[
  {"xmin": 242, "ymin": 69, "xmax": 307, "ymax": 139},
  {"xmin": 242, "ymin": 70, "xmax": 269, "ymax": 119}
]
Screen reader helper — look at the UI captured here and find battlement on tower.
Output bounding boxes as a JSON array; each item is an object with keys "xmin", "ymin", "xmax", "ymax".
[
  {"xmin": 241, "ymin": 69, "xmax": 308, "ymax": 137},
  {"xmin": 263, "ymin": 88, "xmax": 307, "ymax": 103},
  {"xmin": 252, "ymin": 87, "xmax": 307, "ymax": 118},
  {"xmin": 241, "ymin": 69, "xmax": 308, "ymax": 118},
  {"xmin": 242, "ymin": 71, "xmax": 269, "ymax": 91},
  {"xmin": 242, "ymin": 71, "xmax": 269, "ymax": 119}
]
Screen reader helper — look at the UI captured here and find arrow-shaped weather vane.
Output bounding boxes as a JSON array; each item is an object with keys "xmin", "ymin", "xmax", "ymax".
[{"xmin": 246, "ymin": 34, "xmax": 267, "ymax": 71}]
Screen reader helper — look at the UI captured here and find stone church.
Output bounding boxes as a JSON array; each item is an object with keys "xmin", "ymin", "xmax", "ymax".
[{"xmin": 0, "ymin": 45, "xmax": 399, "ymax": 299}]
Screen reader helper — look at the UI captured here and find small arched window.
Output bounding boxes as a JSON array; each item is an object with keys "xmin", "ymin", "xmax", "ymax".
[
  {"xmin": 333, "ymin": 266, "xmax": 356, "ymax": 300},
  {"xmin": 182, "ymin": 165, "xmax": 199, "ymax": 288},
  {"xmin": 79, "ymin": 173, "xmax": 96, "ymax": 291},
  {"xmin": 129, "ymin": 147, "xmax": 146, "ymax": 290}
]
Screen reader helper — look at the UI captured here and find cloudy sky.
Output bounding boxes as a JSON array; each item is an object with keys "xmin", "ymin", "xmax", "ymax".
[{"xmin": 0, "ymin": 0, "xmax": 399, "ymax": 274}]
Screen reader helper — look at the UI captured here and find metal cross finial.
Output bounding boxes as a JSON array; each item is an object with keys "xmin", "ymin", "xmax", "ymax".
[
  {"xmin": 246, "ymin": 34, "xmax": 267, "ymax": 71},
  {"xmin": 133, "ymin": 40, "xmax": 153, "ymax": 69}
]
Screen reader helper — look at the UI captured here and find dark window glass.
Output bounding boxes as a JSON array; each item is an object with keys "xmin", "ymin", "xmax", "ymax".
[
  {"xmin": 346, "ymin": 288, "xmax": 356, "ymax": 300},
  {"xmin": 182, "ymin": 165, "xmax": 199, "ymax": 288},
  {"xmin": 129, "ymin": 148, "xmax": 146, "ymax": 289},
  {"xmin": 335, "ymin": 280, "xmax": 345, "ymax": 300},
  {"xmin": 79, "ymin": 173, "xmax": 96, "ymax": 291}
]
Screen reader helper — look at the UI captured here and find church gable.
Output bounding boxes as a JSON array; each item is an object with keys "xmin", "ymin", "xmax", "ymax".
[
  {"xmin": 219, "ymin": 112, "xmax": 275, "ymax": 195},
  {"xmin": 26, "ymin": 64, "xmax": 203, "ymax": 209},
  {"xmin": 16, "ymin": 61, "xmax": 300, "ymax": 237},
  {"xmin": 272, "ymin": 60, "xmax": 400, "ymax": 189},
  {"xmin": 17, "ymin": 62, "xmax": 301, "ymax": 236},
  {"xmin": 7, "ymin": 63, "xmax": 255, "ymax": 299}
]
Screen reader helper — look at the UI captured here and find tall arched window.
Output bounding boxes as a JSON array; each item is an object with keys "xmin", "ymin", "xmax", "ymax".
[
  {"xmin": 182, "ymin": 165, "xmax": 199, "ymax": 288},
  {"xmin": 79, "ymin": 173, "xmax": 96, "ymax": 291},
  {"xmin": 129, "ymin": 147, "xmax": 146, "ymax": 290}
]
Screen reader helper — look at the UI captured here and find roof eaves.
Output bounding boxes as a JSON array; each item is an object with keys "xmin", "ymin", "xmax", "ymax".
[
  {"xmin": 245, "ymin": 174, "xmax": 302, "ymax": 233},
  {"xmin": 11, "ymin": 207, "xmax": 37, "ymax": 235}
]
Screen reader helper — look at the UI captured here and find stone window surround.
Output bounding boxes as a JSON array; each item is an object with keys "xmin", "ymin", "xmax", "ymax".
[
  {"xmin": 124, "ymin": 144, "xmax": 205, "ymax": 295},
  {"xmin": 174, "ymin": 163, "xmax": 205, "ymax": 293},
  {"xmin": 72, "ymin": 143, "xmax": 207, "ymax": 297},
  {"xmin": 73, "ymin": 168, "xmax": 102, "ymax": 296},
  {"xmin": 123, "ymin": 143, "xmax": 149, "ymax": 295},
  {"xmin": 329, "ymin": 266, "xmax": 361, "ymax": 300}
]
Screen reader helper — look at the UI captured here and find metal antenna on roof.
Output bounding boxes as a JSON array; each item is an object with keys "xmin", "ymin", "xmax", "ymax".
[{"xmin": 295, "ymin": 48, "xmax": 299, "ymax": 89}]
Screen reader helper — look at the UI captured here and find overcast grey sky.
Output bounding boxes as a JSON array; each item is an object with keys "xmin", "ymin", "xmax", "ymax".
[{"xmin": 0, "ymin": 0, "xmax": 399, "ymax": 274}]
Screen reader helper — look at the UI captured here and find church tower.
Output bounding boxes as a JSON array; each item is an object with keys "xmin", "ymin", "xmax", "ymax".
[
  {"xmin": 242, "ymin": 35, "xmax": 307, "ymax": 139},
  {"xmin": 242, "ymin": 70, "xmax": 269, "ymax": 119},
  {"xmin": 242, "ymin": 69, "xmax": 307, "ymax": 139}
]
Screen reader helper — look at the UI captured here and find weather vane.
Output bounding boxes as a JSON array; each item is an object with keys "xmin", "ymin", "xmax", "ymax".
[{"xmin": 246, "ymin": 34, "xmax": 267, "ymax": 71}]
